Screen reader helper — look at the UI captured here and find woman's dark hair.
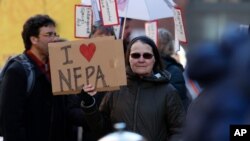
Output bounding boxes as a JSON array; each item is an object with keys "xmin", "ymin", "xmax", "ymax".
[
  {"xmin": 21, "ymin": 14, "xmax": 56, "ymax": 51},
  {"xmin": 125, "ymin": 36, "xmax": 164, "ymax": 73}
]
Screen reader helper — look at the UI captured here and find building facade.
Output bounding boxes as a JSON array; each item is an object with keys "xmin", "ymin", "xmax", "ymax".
[{"xmin": 186, "ymin": 0, "xmax": 250, "ymax": 46}]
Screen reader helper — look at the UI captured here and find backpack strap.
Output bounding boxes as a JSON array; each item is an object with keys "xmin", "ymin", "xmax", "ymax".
[
  {"xmin": 0, "ymin": 56, "xmax": 19, "ymax": 85},
  {"xmin": 0, "ymin": 54, "xmax": 35, "ymax": 96},
  {"xmin": 14, "ymin": 54, "xmax": 35, "ymax": 95}
]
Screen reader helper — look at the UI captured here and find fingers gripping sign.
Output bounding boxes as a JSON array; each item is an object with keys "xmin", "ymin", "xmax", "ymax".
[{"xmin": 83, "ymin": 84, "xmax": 97, "ymax": 96}]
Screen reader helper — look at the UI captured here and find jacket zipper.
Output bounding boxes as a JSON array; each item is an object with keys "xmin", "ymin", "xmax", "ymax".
[{"xmin": 133, "ymin": 87, "xmax": 140, "ymax": 131}]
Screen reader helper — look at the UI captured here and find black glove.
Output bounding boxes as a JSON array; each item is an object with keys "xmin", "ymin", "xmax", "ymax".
[{"xmin": 79, "ymin": 90, "xmax": 95, "ymax": 107}]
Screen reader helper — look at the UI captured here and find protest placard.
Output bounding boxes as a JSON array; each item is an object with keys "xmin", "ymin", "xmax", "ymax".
[
  {"xmin": 173, "ymin": 7, "xmax": 187, "ymax": 43},
  {"xmin": 75, "ymin": 5, "xmax": 92, "ymax": 38},
  {"xmin": 99, "ymin": 0, "xmax": 119, "ymax": 26},
  {"xmin": 48, "ymin": 37, "xmax": 126, "ymax": 95},
  {"xmin": 145, "ymin": 21, "xmax": 158, "ymax": 46}
]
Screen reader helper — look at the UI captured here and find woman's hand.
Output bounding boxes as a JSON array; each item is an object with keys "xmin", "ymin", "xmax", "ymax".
[
  {"xmin": 83, "ymin": 84, "xmax": 97, "ymax": 96},
  {"xmin": 80, "ymin": 84, "xmax": 96, "ymax": 107}
]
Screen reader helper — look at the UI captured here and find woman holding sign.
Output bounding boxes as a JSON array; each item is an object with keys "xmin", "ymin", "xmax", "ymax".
[{"xmin": 79, "ymin": 36, "xmax": 185, "ymax": 141}]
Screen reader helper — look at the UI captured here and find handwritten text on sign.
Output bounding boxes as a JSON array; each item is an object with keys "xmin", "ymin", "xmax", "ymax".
[
  {"xmin": 48, "ymin": 38, "xmax": 127, "ymax": 95},
  {"xmin": 75, "ymin": 5, "xmax": 92, "ymax": 38},
  {"xmin": 173, "ymin": 7, "xmax": 187, "ymax": 43},
  {"xmin": 99, "ymin": 0, "xmax": 119, "ymax": 26}
]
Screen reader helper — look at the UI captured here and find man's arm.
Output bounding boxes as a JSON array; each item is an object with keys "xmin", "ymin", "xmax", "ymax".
[{"xmin": 2, "ymin": 63, "xmax": 27, "ymax": 141}]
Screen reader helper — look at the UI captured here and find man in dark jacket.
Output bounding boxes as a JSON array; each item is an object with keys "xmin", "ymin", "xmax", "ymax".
[{"xmin": 0, "ymin": 14, "xmax": 70, "ymax": 141}]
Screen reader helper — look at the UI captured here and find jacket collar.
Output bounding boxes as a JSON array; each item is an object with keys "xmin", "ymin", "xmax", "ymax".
[{"xmin": 127, "ymin": 69, "xmax": 171, "ymax": 84}]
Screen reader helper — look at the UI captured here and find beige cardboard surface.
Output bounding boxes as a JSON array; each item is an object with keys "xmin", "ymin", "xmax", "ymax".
[{"xmin": 48, "ymin": 37, "xmax": 126, "ymax": 95}]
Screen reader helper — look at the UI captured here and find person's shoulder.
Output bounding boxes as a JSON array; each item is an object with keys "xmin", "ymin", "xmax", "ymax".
[
  {"xmin": 167, "ymin": 82, "xmax": 178, "ymax": 91},
  {"xmin": 167, "ymin": 64, "xmax": 184, "ymax": 74},
  {"xmin": 4, "ymin": 60, "xmax": 26, "ymax": 75},
  {"xmin": 164, "ymin": 56, "xmax": 184, "ymax": 71}
]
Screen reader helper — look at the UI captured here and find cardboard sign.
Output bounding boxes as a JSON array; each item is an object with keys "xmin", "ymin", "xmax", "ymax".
[
  {"xmin": 75, "ymin": 5, "xmax": 93, "ymax": 38},
  {"xmin": 99, "ymin": 0, "xmax": 119, "ymax": 26},
  {"xmin": 48, "ymin": 37, "xmax": 127, "ymax": 95},
  {"xmin": 145, "ymin": 21, "xmax": 158, "ymax": 46}
]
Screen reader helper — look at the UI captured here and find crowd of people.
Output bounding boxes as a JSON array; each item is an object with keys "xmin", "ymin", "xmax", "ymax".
[{"xmin": 0, "ymin": 14, "xmax": 249, "ymax": 141}]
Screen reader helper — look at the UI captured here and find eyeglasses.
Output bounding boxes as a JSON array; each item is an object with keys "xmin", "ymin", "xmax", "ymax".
[
  {"xmin": 130, "ymin": 53, "xmax": 154, "ymax": 59},
  {"xmin": 40, "ymin": 32, "xmax": 59, "ymax": 38}
]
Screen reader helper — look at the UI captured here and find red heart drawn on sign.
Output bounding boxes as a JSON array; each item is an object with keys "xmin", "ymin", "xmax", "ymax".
[{"xmin": 79, "ymin": 43, "xmax": 96, "ymax": 62}]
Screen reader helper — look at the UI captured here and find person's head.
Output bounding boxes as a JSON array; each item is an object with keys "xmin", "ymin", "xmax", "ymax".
[
  {"xmin": 125, "ymin": 36, "xmax": 163, "ymax": 77},
  {"xmin": 90, "ymin": 21, "xmax": 115, "ymax": 38},
  {"xmin": 22, "ymin": 14, "xmax": 58, "ymax": 55},
  {"xmin": 157, "ymin": 28, "xmax": 174, "ymax": 57}
]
